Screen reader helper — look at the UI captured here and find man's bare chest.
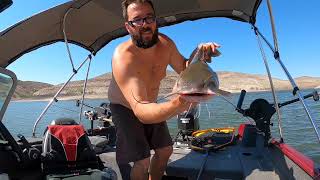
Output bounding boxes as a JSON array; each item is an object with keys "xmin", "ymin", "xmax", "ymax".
[
  {"xmin": 136, "ymin": 51, "xmax": 168, "ymax": 76},
  {"xmin": 137, "ymin": 62, "xmax": 167, "ymax": 84}
]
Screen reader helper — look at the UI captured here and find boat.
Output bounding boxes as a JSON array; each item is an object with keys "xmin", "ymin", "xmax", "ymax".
[{"xmin": 0, "ymin": 0, "xmax": 319, "ymax": 179}]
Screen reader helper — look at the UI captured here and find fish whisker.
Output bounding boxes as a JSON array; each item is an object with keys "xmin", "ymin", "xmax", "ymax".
[
  {"xmin": 205, "ymin": 103, "xmax": 211, "ymax": 119},
  {"xmin": 183, "ymin": 103, "xmax": 194, "ymax": 118}
]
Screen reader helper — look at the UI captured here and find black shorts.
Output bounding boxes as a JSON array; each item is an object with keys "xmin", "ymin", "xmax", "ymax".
[{"xmin": 110, "ymin": 103, "xmax": 173, "ymax": 164}]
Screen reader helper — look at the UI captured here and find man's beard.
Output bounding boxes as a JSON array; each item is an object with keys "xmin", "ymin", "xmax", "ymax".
[{"xmin": 131, "ymin": 27, "xmax": 159, "ymax": 49}]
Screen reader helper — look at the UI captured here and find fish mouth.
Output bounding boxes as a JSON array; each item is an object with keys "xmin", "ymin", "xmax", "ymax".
[
  {"xmin": 179, "ymin": 92, "xmax": 215, "ymax": 102},
  {"xmin": 180, "ymin": 93, "xmax": 210, "ymax": 96},
  {"xmin": 178, "ymin": 88, "xmax": 231, "ymax": 97}
]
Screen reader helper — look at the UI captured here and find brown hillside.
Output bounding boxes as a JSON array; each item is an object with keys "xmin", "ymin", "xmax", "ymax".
[
  {"xmin": 295, "ymin": 76, "xmax": 320, "ymax": 89},
  {"xmin": 13, "ymin": 80, "xmax": 53, "ymax": 99},
  {"xmin": 15, "ymin": 71, "xmax": 320, "ymax": 100}
]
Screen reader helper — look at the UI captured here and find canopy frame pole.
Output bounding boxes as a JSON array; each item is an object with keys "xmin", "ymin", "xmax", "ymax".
[
  {"xmin": 32, "ymin": 54, "xmax": 92, "ymax": 137},
  {"xmin": 79, "ymin": 55, "xmax": 92, "ymax": 123},
  {"xmin": 258, "ymin": 0, "xmax": 320, "ymax": 143},
  {"xmin": 63, "ymin": 8, "xmax": 77, "ymax": 73},
  {"xmin": 253, "ymin": 26, "xmax": 284, "ymax": 142}
]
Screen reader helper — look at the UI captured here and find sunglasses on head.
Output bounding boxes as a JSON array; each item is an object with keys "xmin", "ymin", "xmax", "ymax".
[{"xmin": 128, "ymin": 16, "xmax": 156, "ymax": 27}]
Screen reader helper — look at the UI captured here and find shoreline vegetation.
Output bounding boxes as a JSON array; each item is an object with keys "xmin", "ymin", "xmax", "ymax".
[{"xmin": 12, "ymin": 71, "xmax": 320, "ymax": 102}]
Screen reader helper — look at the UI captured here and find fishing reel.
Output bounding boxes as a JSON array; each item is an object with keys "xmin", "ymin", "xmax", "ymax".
[
  {"xmin": 83, "ymin": 110, "xmax": 98, "ymax": 121},
  {"xmin": 76, "ymin": 100, "xmax": 112, "ymax": 121},
  {"xmin": 76, "ymin": 100, "xmax": 113, "ymax": 135}
]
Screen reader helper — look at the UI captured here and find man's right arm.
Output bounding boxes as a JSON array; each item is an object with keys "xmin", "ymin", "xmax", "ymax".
[{"xmin": 112, "ymin": 47, "xmax": 190, "ymax": 124}]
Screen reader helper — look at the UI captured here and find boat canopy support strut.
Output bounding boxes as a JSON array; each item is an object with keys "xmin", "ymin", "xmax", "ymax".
[
  {"xmin": 79, "ymin": 55, "xmax": 92, "ymax": 123},
  {"xmin": 253, "ymin": 26, "xmax": 284, "ymax": 142},
  {"xmin": 63, "ymin": 8, "xmax": 77, "ymax": 73},
  {"xmin": 32, "ymin": 54, "xmax": 92, "ymax": 137},
  {"xmin": 253, "ymin": 0, "xmax": 320, "ymax": 143}
]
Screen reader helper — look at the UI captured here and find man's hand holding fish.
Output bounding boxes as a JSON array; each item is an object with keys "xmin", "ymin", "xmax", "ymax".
[
  {"xmin": 173, "ymin": 42, "xmax": 229, "ymax": 103},
  {"xmin": 187, "ymin": 42, "xmax": 221, "ymax": 65}
]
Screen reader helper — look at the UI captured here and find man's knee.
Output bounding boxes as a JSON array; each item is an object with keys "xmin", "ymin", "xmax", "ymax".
[
  {"xmin": 154, "ymin": 145, "xmax": 173, "ymax": 159},
  {"xmin": 134, "ymin": 157, "xmax": 150, "ymax": 171}
]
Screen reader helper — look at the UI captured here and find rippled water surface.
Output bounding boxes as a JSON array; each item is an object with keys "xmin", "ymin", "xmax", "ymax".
[{"xmin": 3, "ymin": 90, "xmax": 320, "ymax": 163}]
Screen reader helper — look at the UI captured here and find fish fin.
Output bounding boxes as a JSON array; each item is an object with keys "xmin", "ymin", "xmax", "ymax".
[{"xmin": 216, "ymin": 89, "xmax": 231, "ymax": 96}]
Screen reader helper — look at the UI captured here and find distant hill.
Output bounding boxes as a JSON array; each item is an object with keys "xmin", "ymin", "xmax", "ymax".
[
  {"xmin": 295, "ymin": 76, "xmax": 320, "ymax": 89},
  {"xmin": 217, "ymin": 71, "xmax": 291, "ymax": 92},
  {"xmin": 30, "ymin": 73, "xmax": 112, "ymax": 100},
  {"xmin": 13, "ymin": 80, "xmax": 53, "ymax": 99},
  {"xmin": 13, "ymin": 71, "xmax": 320, "ymax": 100}
]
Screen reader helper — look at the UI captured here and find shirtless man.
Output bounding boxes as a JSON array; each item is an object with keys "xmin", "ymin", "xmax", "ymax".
[{"xmin": 108, "ymin": 1, "xmax": 219, "ymax": 179}]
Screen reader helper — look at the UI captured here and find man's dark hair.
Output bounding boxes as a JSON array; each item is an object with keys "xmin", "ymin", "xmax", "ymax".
[{"xmin": 122, "ymin": 0, "xmax": 155, "ymax": 21}]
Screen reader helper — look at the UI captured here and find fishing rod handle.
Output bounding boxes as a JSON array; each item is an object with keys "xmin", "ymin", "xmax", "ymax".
[{"xmin": 236, "ymin": 90, "xmax": 247, "ymax": 113}]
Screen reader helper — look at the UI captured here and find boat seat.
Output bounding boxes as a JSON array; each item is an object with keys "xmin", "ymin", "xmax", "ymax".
[{"xmin": 42, "ymin": 118, "xmax": 99, "ymax": 174}]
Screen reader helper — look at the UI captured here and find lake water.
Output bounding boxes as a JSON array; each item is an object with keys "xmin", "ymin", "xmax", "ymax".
[{"xmin": 2, "ymin": 90, "xmax": 320, "ymax": 164}]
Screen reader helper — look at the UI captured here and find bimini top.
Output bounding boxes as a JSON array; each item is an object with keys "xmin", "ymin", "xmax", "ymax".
[{"xmin": 0, "ymin": 0, "xmax": 262, "ymax": 67}]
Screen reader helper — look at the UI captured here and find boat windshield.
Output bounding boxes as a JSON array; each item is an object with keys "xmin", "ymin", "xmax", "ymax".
[
  {"xmin": 0, "ymin": 74, "xmax": 13, "ymax": 108},
  {"xmin": 0, "ymin": 68, "xmax": 16, "ymax": 121}
]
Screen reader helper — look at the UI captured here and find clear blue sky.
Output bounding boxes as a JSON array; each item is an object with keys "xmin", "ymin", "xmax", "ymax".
[{"xmin": 1, "ymin": 1, "xmax": 319, "ymax": 85}]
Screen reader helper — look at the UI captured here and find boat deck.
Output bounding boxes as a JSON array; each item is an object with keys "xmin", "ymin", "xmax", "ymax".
[{"xmin": 98, "ymin": 141, "xmax": 313, "ymax": 180}]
